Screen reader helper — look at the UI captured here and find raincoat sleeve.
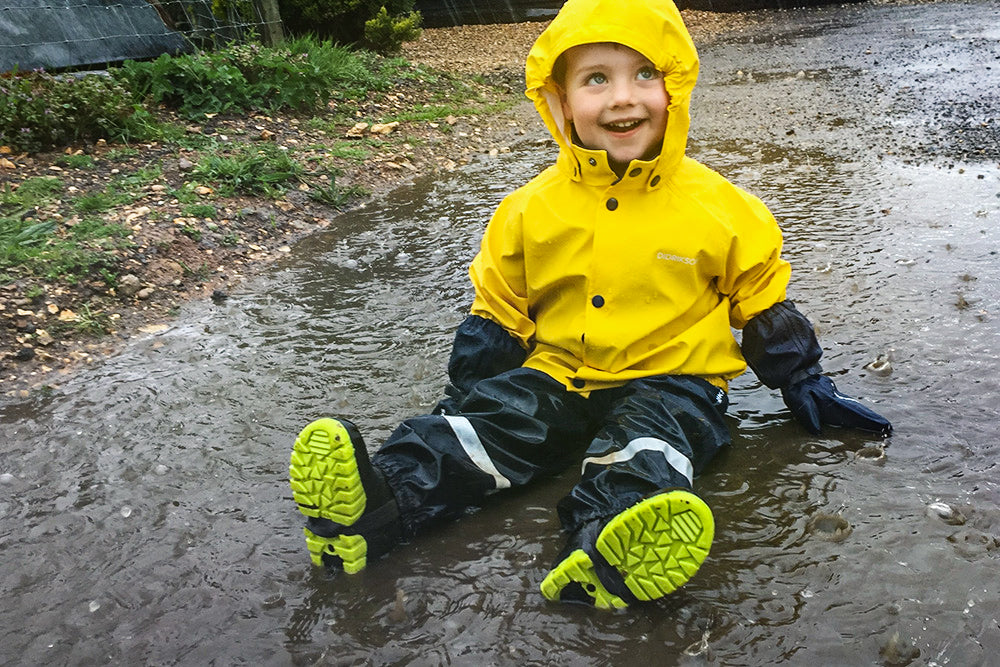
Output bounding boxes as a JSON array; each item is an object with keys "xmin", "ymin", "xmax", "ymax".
[
  {"xmin": 716, "ymin": 190, "xmax": 792, "ymax": 330},
  {"xmin": 467, "ymin": 191, "xmax": 536, "ymax": 350}
]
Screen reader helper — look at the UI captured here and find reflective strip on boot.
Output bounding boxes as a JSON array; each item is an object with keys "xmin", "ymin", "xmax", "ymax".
[
  {"xmin": 581, "ymin": 436, "xmax": 694, "ymax": 486},
  {"xmin": 443, "ymin": 414, "xmax": 511, "ymax": 490}
]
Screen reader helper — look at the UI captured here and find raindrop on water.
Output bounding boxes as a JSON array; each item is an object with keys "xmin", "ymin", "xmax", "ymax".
[
  {"xmin": 120, "ymin": 506, "xmax": 133, "ymax": 518},
  {"xmin": 89, "ymin": 601, "xmax": 100, "ymax": 613},
  {"xmin": 0, "ymin": 473, "xmax": 14, "ymax": 485}
]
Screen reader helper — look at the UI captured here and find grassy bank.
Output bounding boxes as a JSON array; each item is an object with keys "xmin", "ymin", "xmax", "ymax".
[{"xmin": 0, "ymin": 36, "xmax": 523, "ymax": 394}]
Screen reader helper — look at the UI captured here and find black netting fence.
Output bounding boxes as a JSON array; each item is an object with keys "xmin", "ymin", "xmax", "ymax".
[{"xmin": 0, "ymin": 0, "xmax": 283, "ymax": 74}]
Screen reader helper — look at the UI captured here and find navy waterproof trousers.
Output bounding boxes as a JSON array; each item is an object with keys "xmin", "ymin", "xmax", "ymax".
[{"xmin": 371, "ymin": 368, "xmax": 731, "ymax": 538}]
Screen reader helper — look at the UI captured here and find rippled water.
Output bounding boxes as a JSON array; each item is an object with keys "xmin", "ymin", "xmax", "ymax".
[{"xmin": 3, "ymin": 2, "xmax": 999, "ymax": 664}]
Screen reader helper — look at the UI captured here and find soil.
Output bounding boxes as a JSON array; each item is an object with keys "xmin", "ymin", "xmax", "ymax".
[{"xmin": 0, "ymin": 12, "xmax": 756, "ymax": 399}]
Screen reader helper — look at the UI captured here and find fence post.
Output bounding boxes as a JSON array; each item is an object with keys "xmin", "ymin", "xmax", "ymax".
[{"xmin": 255, "ymin": 0, "xmax": 284, "ymax": 46}]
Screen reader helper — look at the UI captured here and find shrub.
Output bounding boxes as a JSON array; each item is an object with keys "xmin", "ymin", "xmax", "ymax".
[
  {"xmin": 120, "ymin": 53, "xmax": 253, "ymax": 118},
  {"xmin": 0, "ymin": 70, "xmax": 155, "ymax": 153},
  {"xmin": 279, "ymin": 0, "xmax": 418, "ymax": 47},
  {"xmin": 363, "ymin": 7, "xmax": 422, "ymax": 55},
  {"xmin": 118, "ymin": 36, "xmax": 408, "ymax": 119}
]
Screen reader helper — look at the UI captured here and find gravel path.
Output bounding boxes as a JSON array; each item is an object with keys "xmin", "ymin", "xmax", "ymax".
[{"xmin": 402, "ymin": 11, "xmax": 760, "ymax": 75}]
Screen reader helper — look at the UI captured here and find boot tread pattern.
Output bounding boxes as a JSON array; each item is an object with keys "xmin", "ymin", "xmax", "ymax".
[
  {"xmin": 597, "ymin": 492, "xmax": 714, "ymax": 601},
  {"xmin": 290, "ymin": 419, "xmax": 367, "ymax": 525},
  {"xmin": 290, "ymin": 418, "xmax": 370, "ymax": 573}
]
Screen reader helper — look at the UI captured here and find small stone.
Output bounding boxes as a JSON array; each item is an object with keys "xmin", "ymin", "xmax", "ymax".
[
  {"xmin": 178, "ymin": 157, "xmax": 194, "ymax": 171},
  {"xmin": 35, "ymin": 329, "xmax": 54, "ymax": 346},
  {"xmin": 370, "ymin": 121, "xmax": 400, "ymax": 135},
  {"xmin": 118, "ymin": 274, "xmax": 141, "ymax": 297},
  {"xmin": 346, "ymin": 122, "xmax": 369, "ymax": 137},
  {"xmin": 137, "ymin": 287, "xmax": 154, "ymax": 300},
  {"xmin": 14, "ymin": 347, "xmax": 35, "ymax": 361}
]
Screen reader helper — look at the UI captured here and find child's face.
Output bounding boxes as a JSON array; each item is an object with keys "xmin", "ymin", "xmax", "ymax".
[{"xmin": 558, "ymin": 43, "xmax": 669, "ymax": 173}]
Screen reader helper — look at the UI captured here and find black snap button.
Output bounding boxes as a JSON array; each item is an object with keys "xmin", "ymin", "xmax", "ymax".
[
  {"xmin": 606, "ymin": 198, "xmax": 618, "ymax": 211},
  {"xmin": 572, "ymin": 378, "xmax": 586, "ymax": 389},
  {"xmin": 629, "ymin": 167, "xmax": 642, "ymax": 177},
  {"xmin": 650, "ymin": 175, "xmax": 661, "ymax": 186},
  {"xmin": 588, "ymin": 158, "xmax": 597, "ymax": 166},
  {"xmin": 592, "ymin": 295, "xmax": 605, "ymax": 308}
]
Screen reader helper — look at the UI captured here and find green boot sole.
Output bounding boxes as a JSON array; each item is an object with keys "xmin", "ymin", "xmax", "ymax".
[
  {"xmin": 541, "ymin": 490, "xmax": 714, "ymax": 609},
  {"xmin": 290, "ymin": 418, "xmax": 369, "ymax": 572}
]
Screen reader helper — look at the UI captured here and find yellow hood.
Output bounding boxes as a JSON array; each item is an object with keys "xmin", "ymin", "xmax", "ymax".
[{"xmin": 525, "ymin": 0, "xmax": 699, "ymax": 180}]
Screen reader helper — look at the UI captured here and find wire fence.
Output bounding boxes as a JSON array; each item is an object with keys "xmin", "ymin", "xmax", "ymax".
[{"xmin": 0, "ymin": 0, "xmax": 283, "ymax": 73}]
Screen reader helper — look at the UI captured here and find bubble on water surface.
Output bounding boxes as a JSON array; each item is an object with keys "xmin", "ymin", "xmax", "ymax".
[
  {"xmin": 807, "ymin": 513, "xmax": 852, "ymax": 541},
  {"xmin": 120, "ymin": 506, "xmax": 132, "ymax": 518}
]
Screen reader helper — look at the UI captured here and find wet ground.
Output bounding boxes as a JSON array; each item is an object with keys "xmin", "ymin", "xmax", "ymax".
[{"xmin": 2, "ymin": 1, "xmax": 999, "ymax": 664}]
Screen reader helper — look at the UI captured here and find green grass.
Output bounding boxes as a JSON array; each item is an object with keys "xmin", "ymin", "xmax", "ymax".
[
  {"xmin": 1, "ymin": 177, "xmax": 132, "ymax": 284},
  {"xmin": 389, "ymin": 100, "xmax": 516, "ymax": 124},
  {"xmin": 192, "ymin": 142, "xmax": 303, "ymax": 197},
  {"xmin": 55, "ymin": 153, "xmax": 96, "ymax": 169},
  {"xmin": 182, "ymin": 204, "xmax": 217, "ymax": 219}
]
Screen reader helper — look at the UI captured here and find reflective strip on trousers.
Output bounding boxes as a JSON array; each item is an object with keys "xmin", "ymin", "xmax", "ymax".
[
  {"xmin": 443, "ymin": 415, "xmax": 512, "ymax": 490},
  {"xmin": 581, "ymin": 436, "xmax": 694, "ymax": 485}
]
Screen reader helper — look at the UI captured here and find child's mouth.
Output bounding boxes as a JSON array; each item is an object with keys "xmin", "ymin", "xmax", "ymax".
[{"xmin": 603, "ymin": 119, "xmax": 645, "ymax": 133}]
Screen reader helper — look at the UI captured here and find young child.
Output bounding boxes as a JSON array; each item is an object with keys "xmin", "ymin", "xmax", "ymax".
[{"xmin": 289, "ymin": 0, "xmax": 892, "ymax": 609}]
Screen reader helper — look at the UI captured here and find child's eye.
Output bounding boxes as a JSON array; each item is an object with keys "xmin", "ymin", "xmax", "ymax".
[
  {"xmin": 585, "ymin": 72, "xmax": 607, "ymax": 85},
  {"xmin": 637, "ymin": 67, "xmax": 658, "ymax": 81}
]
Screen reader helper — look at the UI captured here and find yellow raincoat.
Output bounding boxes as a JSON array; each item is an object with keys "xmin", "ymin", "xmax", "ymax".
[{"xmin": 468, "ymin": 0, "xmax": 790, "ymax": 394}]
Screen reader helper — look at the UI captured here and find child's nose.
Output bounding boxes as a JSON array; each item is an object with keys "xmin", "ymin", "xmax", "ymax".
[{"xmin": 610, "ymin": 80, "xmax": 636, "ymax": 106}]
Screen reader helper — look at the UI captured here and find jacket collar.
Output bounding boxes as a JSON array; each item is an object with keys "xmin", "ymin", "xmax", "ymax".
[{"xmin": 558, "ymin": 142, "xmax": 668, "ymax": 191}]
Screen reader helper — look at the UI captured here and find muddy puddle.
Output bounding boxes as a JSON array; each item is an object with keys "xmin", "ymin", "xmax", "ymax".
[{"xmin": 2, "ymin": 1, "xmax": 999, "ymax": 664}]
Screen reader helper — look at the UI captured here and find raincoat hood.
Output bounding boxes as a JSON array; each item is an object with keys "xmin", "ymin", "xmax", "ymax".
[{"xmin": 526, "ymin": 0, "xmax": 699, "ymax": 182}]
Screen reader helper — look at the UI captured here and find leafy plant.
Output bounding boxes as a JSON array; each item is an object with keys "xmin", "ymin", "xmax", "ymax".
[
  {"xmin": 363, "ymin": 7, "xmax": 422, "ymax": 55},
  {"xmin": 55, "ymin": 153, "xmax": 95, "ymax": 169},
  {"xmin": 191, "ymin": 142, "xmax": 303, "ymax": 196},
  {"xmin": 1, "ymin": 178, "xmax": 131, "ymax": 284},
  {"xmin": 0, "ymin": 70, "xmax": 157, "ymax": 153},
  {"xmin": 279, "ymin": 0, "xmax": 417, "ymax": 45},
  {"xmin": 182, "ymin": 203, "xmax": 217, "ymax": 218}
]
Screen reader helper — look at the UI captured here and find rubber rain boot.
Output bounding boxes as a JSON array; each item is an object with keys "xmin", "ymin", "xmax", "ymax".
[
  {"xmin": 289, "ymin": 417, "xmax": 402, "ymax": 573},
  {"xmin": 540, "ymin": 489, "xmax": 714, "ymax": 609}
]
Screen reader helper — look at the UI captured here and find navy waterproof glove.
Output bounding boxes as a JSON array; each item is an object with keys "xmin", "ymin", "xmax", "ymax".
[{"xmin": 781, "ymin": 374, "xmax": 892, "ymax": 437}]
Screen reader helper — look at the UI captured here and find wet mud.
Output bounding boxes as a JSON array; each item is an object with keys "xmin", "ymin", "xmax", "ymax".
[{"xmin": 2, "ymin": 1, "xmax": 999, "ymax": 664}]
